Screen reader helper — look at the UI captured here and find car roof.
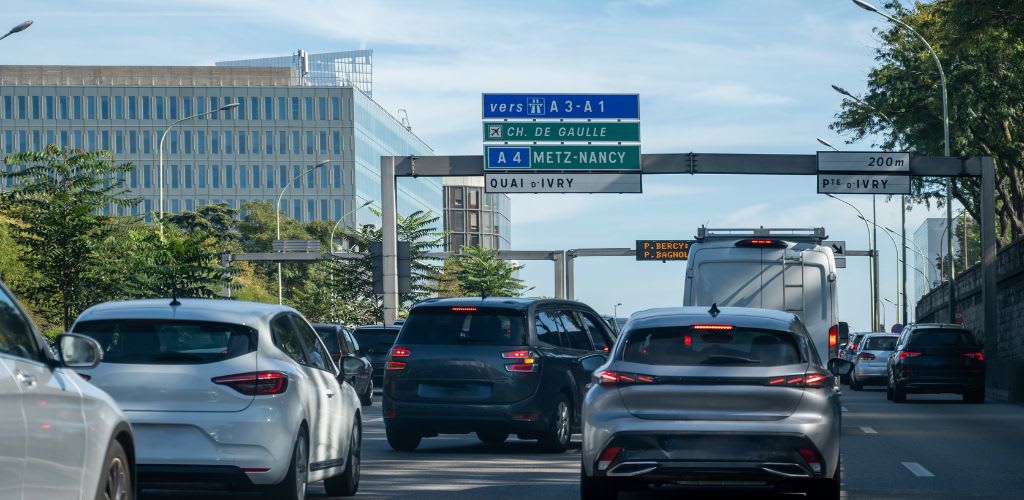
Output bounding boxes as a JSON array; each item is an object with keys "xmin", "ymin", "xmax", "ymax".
[
  {"xmin": 353, "ymin": 324, "xmax": 401, "ymax": 331},
  {"xmin": 75, "ymin": 298, "xmax": 294, "ymax": 327},
  {"xmin": 409, "ymin": 296, "xmax": 590, "ymax": 312},
  {"xmin": 627, "ymin": 306, "xmax": 800, "ymax": 331},
  {"xmin": 906, "ymin": 323, "xmax": 967, "ymax": 330}
]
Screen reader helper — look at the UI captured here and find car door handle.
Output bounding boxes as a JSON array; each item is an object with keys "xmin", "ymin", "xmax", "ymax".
[
  {"xmin": 14, "ymin": 370, "xmax": 36, "ymax": 387},
  {"xmin": 326, "ymin": 391, "xmax": 335, "ymax": 399}
]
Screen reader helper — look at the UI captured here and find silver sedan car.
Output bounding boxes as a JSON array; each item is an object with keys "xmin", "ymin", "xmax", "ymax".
[{"xmin": 581, "ymin": 306, "xmax": 844, "ymax": 499}]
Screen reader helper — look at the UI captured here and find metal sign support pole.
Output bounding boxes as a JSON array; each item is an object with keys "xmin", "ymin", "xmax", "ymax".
[{"xmin": 381, "ymin": 157, "xmax": 399, "ymax": 325}]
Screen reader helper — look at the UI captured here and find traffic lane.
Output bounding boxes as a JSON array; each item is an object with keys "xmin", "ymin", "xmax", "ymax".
[{"xmin": 841, "ymin": 385, "xmax": 1024, "ymax": 499}]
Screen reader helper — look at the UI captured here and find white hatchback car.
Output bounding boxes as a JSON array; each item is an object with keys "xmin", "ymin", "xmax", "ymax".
[
  {"xmin": 0, "ymin": 280, "xmax": 135, "ymax": 500},
  {"xmin": 71, "ymin": 298, "xmax": 362, "ymax": 500}
]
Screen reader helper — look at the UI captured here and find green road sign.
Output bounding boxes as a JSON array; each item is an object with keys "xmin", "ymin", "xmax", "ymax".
[
  {"xmin": 483, "ymin": 122, "xmax": 640, "ymax": 143},
  {"xmin": 485, "ymin": 145, "xmax": 641, "ymax": 170}
]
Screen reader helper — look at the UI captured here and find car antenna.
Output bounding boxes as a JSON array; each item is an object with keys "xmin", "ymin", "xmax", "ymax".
[{"xmin": 709, "ymin": 303, "xmax": 720, "ymax": 318}]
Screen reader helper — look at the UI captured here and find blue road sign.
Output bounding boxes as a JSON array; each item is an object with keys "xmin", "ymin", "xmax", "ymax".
[
  {"xmin": 486, "ymin": 147, "xmax": 532, "ymax": 169},
  {"xmin": 482, "ymin": 93, "xmax": 639, "ymax": 120}
]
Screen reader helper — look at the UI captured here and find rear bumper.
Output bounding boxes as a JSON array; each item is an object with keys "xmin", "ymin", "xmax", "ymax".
[
  {"xmin": 853, "ymin": 363, "xmax": 887, "ymax": 381},
  {"xmin": 383, "ymin": 393, "xmax": 552, "ymax": 435},
  {"xmin": 901, "ymin": 378, "xmax": 984, "ymax": 394},
  {"xmin": 137, "ymin": 465, "xmax": 258, "ymax": 490}
]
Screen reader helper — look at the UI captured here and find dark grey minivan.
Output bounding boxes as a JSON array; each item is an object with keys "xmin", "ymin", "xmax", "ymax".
[{"xmin": 382, "ymin": 297, "xmax": 615, "ymax": 452}]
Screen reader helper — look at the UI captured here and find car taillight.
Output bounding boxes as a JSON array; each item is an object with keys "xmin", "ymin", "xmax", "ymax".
[
  {"xmin": 390, "ymin": 347, "xmax": 411, "ymax": 357},
  {"xmin": 829, "ymin": 325, "xmax": 838, "ymax": 349},
  {"xmin": 597, "ymin": 445, "xmax": 623, "ymax": 471},
  {"xmin": 899, "ymin": 351, "xmax": 921, "ymax": 360},
  {"xmin": 964, "ymin": 352, "xmax": 984, "ymax": 361},
  {"xmin": 797, "ymin": 447, "xmax": 823, "ymax": 474},
  {"xmin": 736, "ymin": 239, "xmax": 788, "ymax": 248},
  {"xmin": 858, "ymin": 352, "xmax": 876, "ymax": 360},
  {"xmin": 503, "ymin": 350, "xmax": 539, "ymax": 373},
  {"xmin": 691, "ymin": 324, "xmax": 733, "ymax": 331},
  {"xmin": 212, "ymin": 371, "xmax": 288, "ymax": 395},
  {"xmin": 595, "ymin": 370, "xmax": 657, "ymax": 386},
  {"xmin": 767, "ymin": 372, "xmax": 828, "ymax": 388}
]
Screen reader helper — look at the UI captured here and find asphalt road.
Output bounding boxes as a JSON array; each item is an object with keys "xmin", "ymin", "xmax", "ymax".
[{"xmin": 142, "ymin": 386, "xmax": 1024, "ymax": 499}]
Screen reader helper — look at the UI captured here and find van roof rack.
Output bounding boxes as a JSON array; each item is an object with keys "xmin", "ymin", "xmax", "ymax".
[{"xmin": 696, "ymin": 227, "xmax": 827, "ymax": 242}]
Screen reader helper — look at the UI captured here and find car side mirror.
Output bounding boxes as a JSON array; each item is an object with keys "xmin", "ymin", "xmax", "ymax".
[
  {"xmin": 580, "ymin": 354, "xmax": 608, "ymax": 374},
  {"xmin": 341, "ymin": 356, "xmax": 365, "ymax": 377},
  {"xmin": 56, "ymin": 333, "xmax": 103, "ymax": 369},
  {"xmin": 828, "ymin": 358, "xmax": 853, "ymax": 377}
]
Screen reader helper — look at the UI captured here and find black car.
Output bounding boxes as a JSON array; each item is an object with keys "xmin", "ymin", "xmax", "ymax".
[
  {"xmin": 314, "ymin": 323, "xmax": 374, "ymax": 405},
  {"xmin": 353, "ymin": 324, "xmax": 402, "ymax": 386},
  {"xmin": 887, "ymin": 323, "xmax": 986, "ymax": 403},
  {"xmin": 382, "ymin": 297, "xmax": 616, "ymax": 453}
]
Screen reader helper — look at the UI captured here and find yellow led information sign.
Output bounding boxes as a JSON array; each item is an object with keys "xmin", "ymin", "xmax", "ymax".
[{"xmin": 635, "ymin": 240, "xmax": 692, "ymax": 261}]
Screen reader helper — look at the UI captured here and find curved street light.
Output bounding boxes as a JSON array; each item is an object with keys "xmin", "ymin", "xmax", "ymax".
[
  {"xmin": 328, "ymin": 198, "xmax": 376, "ymax": 253},
  {"xmin": 276, "ymin": 159, "xmax": 331, "ymax": 304},
  {"xmin": 0, "ymin": 20, "xmax": 32, "ymax": 41},
  {"xmin": 826, "ymin": 193, "xmax": 879, "ymax": 331}
]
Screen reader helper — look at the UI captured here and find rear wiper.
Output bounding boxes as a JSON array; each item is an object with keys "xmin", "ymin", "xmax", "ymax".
[{"xmin": 701, "ymin": 355, "xmax": 761, "ymax": 365}]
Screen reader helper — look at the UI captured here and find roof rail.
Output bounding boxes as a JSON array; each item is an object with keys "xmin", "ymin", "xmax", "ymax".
[{"xmin": 696, "ymin": 227, "xmax": 827, "ymax": 242}]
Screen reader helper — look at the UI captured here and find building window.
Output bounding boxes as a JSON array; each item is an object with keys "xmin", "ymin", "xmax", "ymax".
[
  {"xmin": 239, "ymin": 165, "xmax": 248, "ymax": 188},
  {"xmin": 127, "ymin": 96, "xmax": 136, "ymax": 119},
  {"xmin": 171, "ymin": 165, "xmax": 179, "ymax": 189},
  {"xmin": 196, "ymin": 95, "xmax": 206, "ymax": 115},
  {"xmin": 278, "ymin": 97, "xmax": 286, "ymax": 119},
  {"xmin": 293, "ymin": 165, "xmax": 302, "ymax": 188},
  {"xmin": 87, "ymin": 96, "xmax": 97, "ymax": 119},
  {"xmin": 209, "ymin": 97, "xmax": 219, "ymax": 120},
  {"xmin": 320, "ymin": 166, "xmax": 328, "ymax": 187},
  {"xmin": 225, "ymin": 165, "xmax": 234, "ymax": 188},
  {"xmin": 468, "ymin": 212, "xmax": 479, "ymax": 231},
  {"xmin": 304, "ymin": 97, "xmax": 314, "ymax": 120},
  {"xmin": 168, "ymin": 96, "xmax": 178, "ymax": 120},
  {"xmin": 128, "ymin": 131, "xmax": 137, "ymax": 154},
  {"xmin": 60, "ymin": 130, "xmax": 68, "ymax": 148},
  {"xmin": 198, "ymin": 165, "xmax": 207, "ymax": 188},
  {"xmin": 31, "ymin": 96, "xmax": 40, "ymax": 119},
  {"xmin": 252, "ymin": 164, "xmax": 261, "ymax": 188},
  {"xmin": 143, "ymin": 165, "xmax": 152, "ymax": 188},
  {"xmin": 141, "ymin": 96, "xmax": 150, "ymax": 120},
  {"xmin": 73, "ymin": 130, "xmax": 82, "ymax": 148},
  {"xmin": 114, "ymin": 96, "xmax": 123, "ymax": 119},
  {"xmin": 183, "ymin": 96, "xmax": 192, "ymax": 117},
  {"xmin": 143, "ymin": 131, "xmax": 151, "ymax": 154},
  {"xmin": 265, "ymin": 165, "xmax": 274, "ymax": 188},
  {"xmin": 467, "ymin": 188, "xmax": 480, "ymax": 209},
  {"xmin": 317, "ymin": 97, "xmax": 327, "ymax": 120},
  {"xmin": 238, "ymin": 132, "xmax": 247, "ymax": 154},
  {"xmin": 211, "ymin": 132, "xmax": 220, "ymax": 154},
  {"xmin": 185, "ymin": 199, "xmax": 194, "ymax": 211},
  {"xmin": 264, "ymin": 97, "xmax": 274, "ymax": 120},
  {"xmin": 184, "ymin": 130, "xmax": 192, "ymax": 153},
  {"xmin": 450, "ymin": 186, "xmax": 465, "ymax": 208},
  {"xmin": 331, "ymin": 97, "xmax": 341, "ymax": 120},
  {"xmin": 101, "ymin": 130, "xmax": 110, "ymax": 151},
  {"xmin": 293, "ymin": 199, "xmax": 302, "ymax": 221},
  {"xmin": 171, "ymin": 199, "xmax": 180, "ymax": 213},
  {"xmin": 100, "ymin": 96, "xmax": 109, "ymax": 119},
  {"xmin": 73, "ymin": 96, "xmax": 82, "ymax": 119},
  {"xmin": 212, "ymin": 165, "xmax": 221, "ymax": 188},
  {"xmin": 59, "ymin": 96, "xmax": 68, "ymax": 119},
  {"xmin": 223, "ymin": 131, "xmax": 233, "ymax": 154},
  {"xmin": 45, "ymin": 96, "xmax": 54, "ymax": 119},
  {"xmin": 333, "ymin": 165, "xmax": 341, "ymax": 188},
  {"xmin": 170, "ymin": 130, "xmax": 179, "ymax": 154},
  {"xmin": 3, "ymin": 130, "xmax": 11, "ymax": 154},
  {"xmin": 319, "ymin": 131, "xmax": 327, "ymax": 154},
  {"xmin": 184, "ymin": 165, "xmax": 193, "ymax": 188},
  {"xmin": 449, "ymin": 210, "xmax": 465, "ymax": 231},
  {"xmin": 291, "ymin": 97, "xmax": 300, "ymax": 120},
  {"xmin": 2, "ymin": 96, "xmax": 11, "ymax": 119},
  {"xmin": 265, "ymin": 131, "xmax": 273, "ymax": 154},
  {"xmin": 251, "ymin": 97, "xmax": 260, "ymax": 120},
  {"xmin": 87, "ymin": 130, "xmax": 96, "ymax": 150},
  {"xmin": 292, "ymin": 131, "xmax": 300, "ymax": 153},
  {"xmin": 197, "ymin": 131, "xmax": 206, "ymax": 153},
  {"xmin": 307, "ymin": 200, "xmax": 316, "ymax": 221},
  {"xmin": 279, "ymin": 131, "xmax": 287, "ymax": 153},
  {"xmin": 334, "ymin": 199, "xmax": 342, "ymax": 219},
  {"xmin": 332, "ymin": 131, "xmax": 341, "ymax": 155},
  {"xmin": 305, "ymin": 131, "xmax": 314, "ymax": 154},
  {"xmin": 129, "ymin": 168, "xmax": 138, "ymax": 188},
  {"xmin": 306, "ymin": 164, "xmax": 315, "ymax": 188},
  {"xmin": 251, "ymin": 131, "xmax": 260, "ymax": 154},
  {"xmin": 279, "ymin": 165, "xmax": 288, "ymax": 188},
  {"xmin": 114, "ymin": 131, "xmax": 123, "ymax": 154}
]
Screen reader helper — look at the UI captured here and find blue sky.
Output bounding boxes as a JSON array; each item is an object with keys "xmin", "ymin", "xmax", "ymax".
[{"xmin": 4, "ymin": 0, "xmax": 950, "ymax": 331}]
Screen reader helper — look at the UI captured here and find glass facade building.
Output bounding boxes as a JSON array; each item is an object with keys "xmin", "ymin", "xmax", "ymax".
[
  {"xmin": 912, "ymin": 217, "xmax": 958, "ymax": 311},
  {"xmin": 443, "ymin": 177, "xmax": 511, "ymax": 251},
  {"xmin": 216, "ymin": 50, "xmax": 373, "ymax": 96},
  {"xmin": 0, "ymin": 65, "xmax": 440, "ymax": 229}
]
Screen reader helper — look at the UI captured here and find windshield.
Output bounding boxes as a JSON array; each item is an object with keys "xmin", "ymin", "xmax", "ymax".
[
  {"xmin": 864, "ymin": 336, "xmax": 898, "ymax": 351},
  {"xmin": 622, "ymin": 327, "xmax": 803, "ymax": 366},
  {"xmin": 314, "ymin": 326, "xmax": 340, "ymax": 355},
  {"xmin": 909, "ymin": 329, "xmax": 978, "ymax": 348},
  {"xmin": 399, "ymin": 308, "xmax": 527, "ymax": 345},
  {"xmin": 353, "ymin": 327, "xmax": 400, "ymax": 354},
  {"xmin": 74, "ymin": 319, "xmax": 257, "ymax": 364}
]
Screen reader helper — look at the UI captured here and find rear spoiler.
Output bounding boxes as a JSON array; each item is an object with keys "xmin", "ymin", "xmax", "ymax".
[{"xmin": 695, "ymin": 227, "xmax": 827, "ymax": 243}]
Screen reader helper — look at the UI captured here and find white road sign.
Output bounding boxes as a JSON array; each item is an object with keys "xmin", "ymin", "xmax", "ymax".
[
  {"xmin": 817, "ymin": 174, "xmax": 911, "ymax": 194},
  {"xmin": 823, "ymin": 240, "xmax": 846, "ymax": 256},
  {"xmin": 485, "ymin": 173, "xmax": 642, "ymax": 194},
  {"xmin": 817, "ymin": 151, "xmax": 911, "ymax": 173}
]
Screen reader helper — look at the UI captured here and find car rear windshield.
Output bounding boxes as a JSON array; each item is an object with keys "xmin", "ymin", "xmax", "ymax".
[
  {"xmin": 908, "ymin": 329, "xmax": 977, "ymax": 348},
  {"xmin": 622, "ymin": 327, "xmax": 803, "ymax": 366},
  {"xmin": 353, "ymin": 328, "xmax": 400, "ymax": 352},
  {"xmin": 73, "ymin": 319, "xmax": 257, "ymax": 364},
  {"xmin": 863, "ymin": 336, "xmax": 898, "ymax": 351},
  {"xmin": 314, "ymin": 327, "xmax": 340, "ymax": 355},
  {"xmin": 399, "ymin": 307, "xmax": 528, "ymax": 345}
]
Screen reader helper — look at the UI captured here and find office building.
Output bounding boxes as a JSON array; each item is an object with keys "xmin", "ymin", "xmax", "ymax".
[
  {"xmin": 0, "ymin": 65, "xmax": 440, "ymax": 228},
  {"xmin": 216, "ymin": 49, "xmax": 373, "ymax": 96},
  {"xmin": 912, "ymin": 217, "xmax": 960, "ymax": 308},
  {"xmin": 443, "ymin": 177, "xmax": 511, "ymax": 251}
]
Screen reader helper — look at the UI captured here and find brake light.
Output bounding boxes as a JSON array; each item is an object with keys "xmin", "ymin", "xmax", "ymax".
[
  {"xmin": 797, "ymin": 447, "xmax": 823, "ymax": 474},
  {"xmin": 691, "ymin": 324, "xmax": 733, "ymax": 331},
  {"xmin": 390, "ymin": 347, "xmax": 411, "ymax": 357},
  {"xmin": 899, "ymin": 351, "xmax": 921, "ymax": 360},
  {"xmin": 503, "ymin": 350, "xmax": 539, "ymax": 373},
  {"xmin": 829, "ymin": 325, "xmax": 838, "ymax": 349},
  {"xmin": 502, "ymin": 350, "xmax": 530, "ymax": 359},
  {"xmin": 596, "ymin": 370, "xmax": 656, "ymax": 386},
  {"xmin": 736, "ymin": 239, "xmax": 788, "ymax": 248},
  {"xmin": 858, "ymin": 352, "xmax": 876, "ymax": 361},
  {"xmin": 451, "ymin": 307, "xmax": 477, "ymax": 312},
  {"xmin": 212, "ymin": 371, "xmax": 288, "ymax": 395},
  {"xmin": 386, "ymin": 361, "xmax": 407, "ymax": 370},
  {"xmin": 964, "ymin": 352, "xmax": 984, "ymax": 361},
  {"xmin": 767, "ymin": 372, "xmax": 828, "ymax": 388},
  {"xmin": 597, "ymin": 446, "xmax": 623, "ymax": 471}
]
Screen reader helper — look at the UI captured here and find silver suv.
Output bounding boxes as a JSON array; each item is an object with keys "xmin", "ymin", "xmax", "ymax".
[{"xmin": 580, "ymin": 306, "xmax": 844, "ymax": 499}]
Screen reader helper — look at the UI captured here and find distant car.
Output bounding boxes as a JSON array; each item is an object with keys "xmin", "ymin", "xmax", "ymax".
[
  {"xmin": 353, "ymin": 324, "xmax": 402, "ymax": 386},
  {"xmin": 887, "ymin": 323, "xmax": 985, "ymax": 404},
  {"xmin": 383, "ymin": 297, "xmax": 616, "ymax": 452},
  {"xmin": 0, "ymin": 279, "xmax": 136, "ymax": 500},
  {"xmin": 849, "ymin": 333, "xmax": 898, "ymax": 390},
  {"xmin": 72, "ymin": 299, "xmax": 363, "ymax": 499},
  {"xmin": 581, "ymin": 306, "xmax": 843, "ymax": 500},
  {"xmin": 314, "ymin": 323, "xmax": 374, "ymax": 405},
  {"xmin": 839, "ymin": 332, "xmax": 869, "ymax": 361}
]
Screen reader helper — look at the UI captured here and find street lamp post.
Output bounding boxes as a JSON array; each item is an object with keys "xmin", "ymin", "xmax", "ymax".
[
  {"xmin": 328, "ymin": 198, "xmax": 375, "ymax": 253},
  {"xmin": 158, "ymin": 102, "xmax": 239, "ymax": 235},
  {"xmin": 276, "ymin": 159, "xmax": 331, "ymax": 304},
  {"xmin": 826, "ymin": 193, "xmax": 880, "ymax": 330},
  {"xmin": 613, "ymin": 302, "xmax": 622, "ymax": 319},
  {"xmin": 861, "ymin": 215, "xmax": 902, "ymax": 325},
  {"xmin": 852, "ymin": 0, "xmax": 956, "ymax": 323},
  {"xmin": 0, "ymin": 20, "xmax": 32, "ymax": 41}
]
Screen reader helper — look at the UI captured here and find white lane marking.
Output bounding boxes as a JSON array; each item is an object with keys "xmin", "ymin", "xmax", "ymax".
[
  {"xmin": 902, "ymin": 462, "xmax": 935, "ymax": 477},
  {"xmin": 842, "ymin": 406, "xmax": 850, "ymax": 412},
  {"xmin": 860, "ymin": 426, "xmax": 877, "ymax": 434}
]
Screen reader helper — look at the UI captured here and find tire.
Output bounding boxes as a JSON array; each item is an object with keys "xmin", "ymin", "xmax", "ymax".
[
  {"xmin": 386, "ymin": 423, "xmax": 422, "ymax": 451},
  {"xmin": 892, "ymin": 383, "xmax": 906, "ymax": 403},
  {"xmin": 580, "ymin": 464, "xmax": 618, "ymax": 500},
  {"xmin": 850, "ymin": 377, "xmax": 862, "ymax": 391},
  {"xmin": 95, "ymin": 439, "xmax": 133, "ymax": 500},
  {"xmin": 886, "ymin": 384, "xmax": 894, "ymax": 400},
  {"xmin": 803, "ymin": 456, "xmax": 840, "ymax": 500},
  {"xmin": 324, "ymin": 423, "xmax": 361, "ymax": 497},
  {"xmin": 268, "ymin": 431, "xmax": 308, "ymax": 500},
  {"xmin": 477, "ymin": 430, "xmax": 509, "ymax": 445},
  {"xmin": 539, "ymin": 393, "xmax": 573, "ymax": 453},
  {"xmin": 360, "ymin": 379, "xmax": 374, "ymax": 406}
]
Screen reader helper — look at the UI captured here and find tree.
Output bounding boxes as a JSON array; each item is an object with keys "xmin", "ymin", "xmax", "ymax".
[
  {"xmin": 0, "ymin": 146, "xmax": 136, "ymax": 329},
  {"xmin": 830, "ymin": 0, "xmax": 1024, "ymax": 243},
  {"xmin": 437, "ymin": 246, "xmax": 527, "ymax": 298}
]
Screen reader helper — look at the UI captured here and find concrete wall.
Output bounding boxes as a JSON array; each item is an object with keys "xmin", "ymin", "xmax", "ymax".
[{"xmin": 916, "ymin": 238, "xmax": 1024, "ymax": 401}]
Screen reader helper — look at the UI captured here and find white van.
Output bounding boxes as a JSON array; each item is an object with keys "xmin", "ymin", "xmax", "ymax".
[{"xmin": 683, "ymin": 227, "xmax": 841, "ymax": 362}]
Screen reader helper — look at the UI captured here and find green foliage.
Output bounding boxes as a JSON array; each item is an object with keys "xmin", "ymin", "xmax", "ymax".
[
  {"xmin": 0, "ymin": 145, "xmax": 137, "ymax": 329},
  {"xmin": 438, "ymin": 246, "xmax": 527, "ymax": 298},
  {"xmin": 830, "ymin": 0, "xmax": 1024, "ymax": 243}
]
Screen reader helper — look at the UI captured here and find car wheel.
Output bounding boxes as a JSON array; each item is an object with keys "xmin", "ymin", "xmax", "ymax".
[
  {"xmin": 324, "ymin": 423, "xmax": 361, "ymax": 497},
  {"xmin": 96, "ymin": 439, "xmax": 132, "ymax": 500},
  {"xmin": 539, "ymin": 393, "xmax": 572, "ymax": 453},
  {"xmin": 386, "ymin": 423, "xmax": 422, "ymax": 451},
  {"xmin": 477, "ymin": 430, "xmax": 509, "ymax": 445},
  {"xmin": 849, "ymin": 376, "xmax": 862, "ymax": 391},
  {"xmin": 269, "ymin": 431, "xmax": 308, "ymax": 500},
  {"xmin": 803, "ymin": 456, "xmax": 840, "ymax": 500},
  {"xmin": 360, "ymin": 379, "xmax": 374, "ymax": 406},
  {"xmin": 580, "ymin": 464, "xmax": 618, "ymax": 500},
  {"xmin": 892, "ymin": 383, "xmax": 907, "ymax": 403}
]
